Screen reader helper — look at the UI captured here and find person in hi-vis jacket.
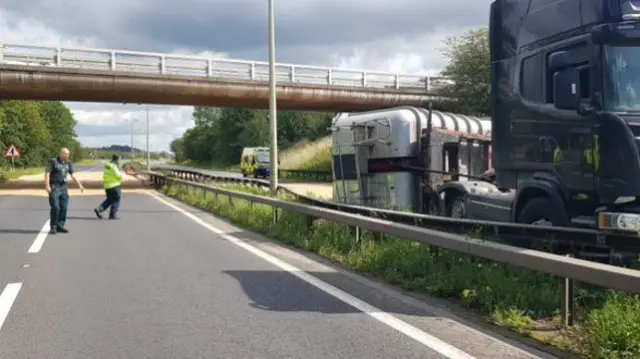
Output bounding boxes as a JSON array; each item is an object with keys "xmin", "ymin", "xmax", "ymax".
[{"xmin": 94, "ymin": 154, "xmax": 123, "ymax": 220}]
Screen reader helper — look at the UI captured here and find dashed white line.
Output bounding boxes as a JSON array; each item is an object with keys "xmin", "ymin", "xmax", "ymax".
[
  {"xmin": 0, "ymin": 283, "xmax": 22, "ymax": 331},
  {"xmin": 28, "ymin": 220, "xmax": 50, "ymax": 253},
  {"xmin": 147, "ymin": 191, "xmax": 477, "ymax": 359}
]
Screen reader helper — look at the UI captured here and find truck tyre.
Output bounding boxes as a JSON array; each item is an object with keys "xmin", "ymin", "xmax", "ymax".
[{"xmin": 517, "ymin": 197, "xmax": 568, "ymax": 226}]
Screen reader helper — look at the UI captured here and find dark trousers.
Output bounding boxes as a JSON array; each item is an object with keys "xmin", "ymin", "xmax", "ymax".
[
  {"xmin": 97, "ymin": 186, "xmax": 121, "ymax": 218},
  {"xmin": 49, "ymin": 184, "xmax": 69, "ymax": 230}
]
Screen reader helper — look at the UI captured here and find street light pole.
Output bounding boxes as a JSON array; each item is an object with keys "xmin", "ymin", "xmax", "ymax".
[
  {"xmin": 130, "ymin": 119, "xmax": 135, "ymax": 163},
  {"xmin": 268, "ymin": 0, "xmax": 278, "ymax": 196},
  {"xmin": 146, "ymin": 106, "xmax": 150, "ymax": 171}
]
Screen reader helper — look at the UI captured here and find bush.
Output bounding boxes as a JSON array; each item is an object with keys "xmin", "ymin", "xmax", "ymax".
[{"xmin": 159, "ymin": 181, "xmax": 640, "ymax": 358}]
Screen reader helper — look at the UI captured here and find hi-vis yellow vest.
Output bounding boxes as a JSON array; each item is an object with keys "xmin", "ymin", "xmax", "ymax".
[{"xmin": 103, "ymin": 162, "xmax": 123, "ymax": 189}]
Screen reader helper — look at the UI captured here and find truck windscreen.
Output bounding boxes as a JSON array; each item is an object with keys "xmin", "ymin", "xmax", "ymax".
[{"xmin": 603, "ymin": 45, "xmax": 640, "ymax": 111}]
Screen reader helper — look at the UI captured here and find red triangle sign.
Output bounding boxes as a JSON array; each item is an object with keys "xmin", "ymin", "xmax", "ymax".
[{"xmin": 4, "ymin": 144, "xmax": 20, "ymax": 157}]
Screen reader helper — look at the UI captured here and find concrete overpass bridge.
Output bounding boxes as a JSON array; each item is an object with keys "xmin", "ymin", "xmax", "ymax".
[{"xmin": 0, "ymin": 42, "xmax": 455, "ymax": 111}]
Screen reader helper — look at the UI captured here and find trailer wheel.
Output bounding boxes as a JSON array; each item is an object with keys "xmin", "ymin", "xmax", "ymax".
[
  {"xmin": 447, "ymin": 194, "xmax": 466, "ymax": 219},
  {"xmin": 517, "ymin": 197, "xmax": 567, "ymax": 226}
]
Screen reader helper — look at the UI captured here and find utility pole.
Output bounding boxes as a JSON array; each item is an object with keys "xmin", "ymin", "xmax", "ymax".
[
  {"xmin": 130, "ymin": 119, "xmax": 135, "ymax": 163},
  {"xmin": 268, "ymin": 0, "xmax": 278, "ymax": 196},
  {"xmin": 146, "ymin": 106, "xmax": 150, "ymax": 171}
]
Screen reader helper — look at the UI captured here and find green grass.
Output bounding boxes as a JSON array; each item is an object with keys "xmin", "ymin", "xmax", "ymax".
[
  {"xmin": 295, "ymin": 147, "xmax": 331, "ymax": 172},
  {"xmin": 279, "ymin": 147, "xmax": 332, "ymax": 182},
  {"xmin": 159, "ymin": 180, "xmax": 640, "ymax": 358},
  {"xmin": 0, "ymin": 166, "xmax": 45, "ymax": 182}
]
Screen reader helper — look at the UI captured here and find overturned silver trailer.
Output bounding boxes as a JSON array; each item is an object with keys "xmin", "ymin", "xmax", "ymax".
[{"xmin": 330, "ymin": 106, "xmax": 495, "ymax": 213}]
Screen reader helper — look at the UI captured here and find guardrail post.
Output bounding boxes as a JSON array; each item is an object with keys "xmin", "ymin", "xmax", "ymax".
[
  {"xmin": 289, "ymin": 66, "xmax": 295, "ymax": 82},
  {"xmin": 426, "ymin": 76, "xmax": 431, "ymax": 93},
  {"xmin": 361, "ymin": 72, "xmax": 366, "ymax": 86},
  {"xmin": 394, "ymin": 74, "xmax": 400, "ymax": 89},
  {"xmin": 327, "ymin": 69, "xmax": 332, "ymax": 85},
  {"xmin": 160, "ymin": 55, "xmax": 166, "ymax": 74},
  {"xmin": 250, "ymin": 63, "xmax": 255, "ymax": 80},
  {"xmin": 207, "ymin": 59, "xmax": 213, "ymax": 77},
  {"xmin": 272, "ymin": 207, "xmax": 278, "ymax": 225},
  {"xmin": 355, "ymin": 226, "xmax": 361, "ymax": 243},
  {"xmin": 562, "ymin": 254, "xmax": 575, "ymax": 327}
]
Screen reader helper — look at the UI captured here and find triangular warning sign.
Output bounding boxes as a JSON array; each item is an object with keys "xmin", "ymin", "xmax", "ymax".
[{"xmin": 4, "ymin": 144, "xmax": 20, "ymax": 157}]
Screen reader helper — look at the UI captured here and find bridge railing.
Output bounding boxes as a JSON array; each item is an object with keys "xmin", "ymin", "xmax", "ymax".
[{"xmin": 0, "ymin": 42, "xmax": 451, "ymax": 93}]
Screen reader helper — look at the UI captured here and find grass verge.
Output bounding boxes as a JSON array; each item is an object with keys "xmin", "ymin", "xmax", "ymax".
[
  {"xmin": 0, "ymin": 167, "xmax": 45, "ymax": 182},
  {"xmin": 159, "ymin": 180, "xmax": 640, "ymax": 358},
  {"xmin": 280, "ymin": 147, "xmax": 332, "ymax": 182}
]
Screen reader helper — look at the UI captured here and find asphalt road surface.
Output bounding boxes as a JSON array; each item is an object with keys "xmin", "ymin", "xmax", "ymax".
[{"xmin": 0, "ymin": 191, "xmax": 559, "ymax": 359}]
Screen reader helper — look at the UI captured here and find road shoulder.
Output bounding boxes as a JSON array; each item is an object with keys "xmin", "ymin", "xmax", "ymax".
[{"xmin": 148, "ymin": 191, "xmax": 569, "ymax": 359}]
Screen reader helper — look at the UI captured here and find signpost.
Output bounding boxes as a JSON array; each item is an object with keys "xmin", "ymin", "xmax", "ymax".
[{"xmin": 3, "ymin": 144, "xmax": 21, "ymax": 172}]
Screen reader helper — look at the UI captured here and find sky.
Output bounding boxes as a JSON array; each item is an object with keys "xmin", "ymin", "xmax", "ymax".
[{"xmin": 0, "ymin": 0, "xmax": 492, "ymax": 152}]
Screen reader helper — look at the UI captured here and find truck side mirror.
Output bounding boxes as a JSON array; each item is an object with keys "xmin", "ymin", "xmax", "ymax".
[{"xmin": 553, "ymin": 68, "xmax": 580, "ymax": 110}]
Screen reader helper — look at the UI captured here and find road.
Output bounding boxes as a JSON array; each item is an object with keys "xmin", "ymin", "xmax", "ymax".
[{"xmin": 0, "ymin": 190, "xmax": 558, "ymax": 359}]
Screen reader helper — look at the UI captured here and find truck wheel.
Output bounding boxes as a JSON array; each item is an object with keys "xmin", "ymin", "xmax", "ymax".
[
  {"xmin": 517, "ymin": 197, "xmax": 568, "ymax": 226},
  {"xmin": 448, "ymin": 195, "xmax": 466, "ymax": 219}
]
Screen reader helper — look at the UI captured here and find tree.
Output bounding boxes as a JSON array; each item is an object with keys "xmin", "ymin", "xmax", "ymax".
[
  {"xmin": 0, "ymin": 100, "xmax": 80, "ymax": 169},
  {"xmin": 172, "ymin": 107, "xmax": 336, "ymax": 167},
  {"xmin": 40, "ymin": 101, "xmax": 78, "ymax": 155},
  {"xmin": 439, "ymin": 27, "xmax": 490, "ymax": 116}
]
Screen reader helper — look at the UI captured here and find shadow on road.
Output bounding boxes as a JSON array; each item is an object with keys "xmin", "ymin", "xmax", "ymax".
[
  {"xmin": 222, "ymin": 268, "xmax": 442, "ymax": 319},
  {"xmin": 223, "ymin": 269, "xmax": 366, "ymax": 314},
  {"xmin": 0, "ymin": 228, "xmax": 41, "ymax": 234}
]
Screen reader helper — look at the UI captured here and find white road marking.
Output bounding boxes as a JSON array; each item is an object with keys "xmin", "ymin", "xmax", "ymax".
[
  {"xmin": 0, "ymin": 283, "xmax": 22, "ymax": 331},
  {"xmin": 28, "ymin": 220, "xmax": 50, "ymax": 253},
  {"xmin": 148, "ymin": 191, "xmax": 476, "ymax": 359}
]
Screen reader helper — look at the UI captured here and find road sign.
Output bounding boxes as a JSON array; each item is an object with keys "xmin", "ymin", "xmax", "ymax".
[{"xmin": 4, "ymin": 144, "xmax": 20, "ymax": 158}]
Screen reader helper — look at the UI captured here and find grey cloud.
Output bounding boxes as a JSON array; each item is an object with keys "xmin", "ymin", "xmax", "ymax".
[{"xmin": 3, "ymin": 0, "xmax": 491, "ymax": 63}]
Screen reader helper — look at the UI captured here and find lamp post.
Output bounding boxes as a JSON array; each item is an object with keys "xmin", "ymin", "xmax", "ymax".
[
  {"xmin": 268, "ymin": 0, "xmax": 278, "ymax": 196},
  {"xmin": 130, "ymin": 118, "xmax": 137, "ymax": 163},
  {"xmin": 146, "ymin": 106, "xmax": 150, "ymax": 171}
]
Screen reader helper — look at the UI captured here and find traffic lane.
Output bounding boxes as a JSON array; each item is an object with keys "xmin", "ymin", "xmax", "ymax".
[
  {"xmin": 74, "ymin": 164, "xmax": 103, "ymax": 172},
  {"xmin": 0, "ymin": 196, "xmax": 49, "ymax": 286},
  {"xmin": 0, "ymin": 193, "xmax": 449, "ymax": 359}
]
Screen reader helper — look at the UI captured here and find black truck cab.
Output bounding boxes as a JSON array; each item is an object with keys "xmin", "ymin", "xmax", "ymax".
[{"xmin": 462, "ymin": 0, "xmax": 640, "ymax": 234}]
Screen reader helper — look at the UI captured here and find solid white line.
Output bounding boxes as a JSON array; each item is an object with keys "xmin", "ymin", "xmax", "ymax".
[
  {"xmin": 147, "ymin": 191, "xmax": 476, "ymax": 359},
  {"xmin": 28, "ymin": 220, "xmax": 51, "ymax": 253},
  {"xmin": 0, "ymin": 283, "xmax": 22, "ymax": 331}
]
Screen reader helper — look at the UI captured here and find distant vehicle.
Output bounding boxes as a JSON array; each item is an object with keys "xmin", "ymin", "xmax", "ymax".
[{"xmin": 240, "ymin": 147, "xmax": 271, "ymax": 178}]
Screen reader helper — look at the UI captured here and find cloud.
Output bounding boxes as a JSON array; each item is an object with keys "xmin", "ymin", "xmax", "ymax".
[{"xmin": 0, "ymin": 0, "xmax": 491, "ymax": 151}]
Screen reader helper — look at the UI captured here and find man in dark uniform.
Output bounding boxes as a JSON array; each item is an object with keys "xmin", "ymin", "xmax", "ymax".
[{"xmin": 45, "ymin": 147, "xmax": 84, "ymax": 234}]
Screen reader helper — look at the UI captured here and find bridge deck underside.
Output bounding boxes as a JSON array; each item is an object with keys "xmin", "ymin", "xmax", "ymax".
[{"xmin": 0, "ymin": 65, "xmax": 456, "ymax": 111}]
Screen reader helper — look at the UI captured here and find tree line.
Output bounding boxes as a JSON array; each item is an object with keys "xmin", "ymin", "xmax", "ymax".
[
  {"xmin": 0, "ymin": 100, "xmax": 82, "ymax": 168},
  {"xmin": 171, "ymin": 27, "xmax": 490, "ymax": 167},
  {"xmin": 170, "ymin": 108, "xmax": 333, "ymax": 165}
]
